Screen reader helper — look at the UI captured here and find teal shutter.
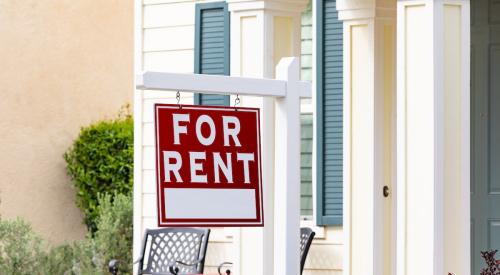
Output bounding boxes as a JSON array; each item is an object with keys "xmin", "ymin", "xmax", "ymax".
[
  {"xmin": 316, "ymin": 0, "xmax": 343, "ymax": 226},
  {"xmin": 194, "ymin": 2, "xmax": 230, "ymax": 106}
]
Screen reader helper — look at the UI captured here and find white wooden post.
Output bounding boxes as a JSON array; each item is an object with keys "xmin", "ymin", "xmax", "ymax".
[{"xmin": 274, "ymin": 57, "xmax": 301, "ymax": 275}]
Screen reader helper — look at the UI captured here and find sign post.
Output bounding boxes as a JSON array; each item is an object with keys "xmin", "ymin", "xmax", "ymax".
[
  {"xmin": 155, "ymin": 104, "xmax": 263, "ymax": 227},
  {"xmin": 136, "ymin": 57, "xmax": 311, "ymax": 275},
  {"xmin": 273, "ymin": 58, "xmax": 301, "ymax": 275}
]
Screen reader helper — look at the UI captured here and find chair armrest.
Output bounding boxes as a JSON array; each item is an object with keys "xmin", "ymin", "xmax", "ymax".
[
  {"xmin": 108, "ymin": 259, "xmax": 119, "ymax": 275},
  {"xmin": 175, "ymin": 258, "xmax": 203, "ymax": 267},
  {"xmin": 218, "ymin": 262, "xmax": 233, "ymax": 275}
]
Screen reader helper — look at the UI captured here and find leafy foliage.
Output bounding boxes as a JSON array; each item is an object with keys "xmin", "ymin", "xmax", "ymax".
[
  {"xmin": 63, "ymin": 193, "xmax": 133, "ymax": 275},
  {"xmin": 41, "ymin": 243, "xmax": 76, "ymax": 275},
  {"xmin": 480, "ymin": 250, "xmax": 500, "ymax": 275},
  {"xmin": 0, "ymin": 107, "xmax": 134, "ymax": 274},
  {"xmin": 0, "ymin": 193, "xmax": 133, "ymax": 275},
  {"xmin": 0, "ymin": 218, "xmax": 46, "ymax": 274},
  {"xmin": 92, "ymin": 193, "xmax": 133, "ymax": 274},
  {"xmin": 64, "ymin": 108, "xmax": 133, "ymax": 232},
  {"xmin": 449, "ymin": 250, "xmax": 500, "ymax": 275}
]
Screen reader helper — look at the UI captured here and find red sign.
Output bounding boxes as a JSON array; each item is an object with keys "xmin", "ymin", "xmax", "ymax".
[{"xmin": 154, "ymin": 104, "xmax": 263, "ymax": 227}]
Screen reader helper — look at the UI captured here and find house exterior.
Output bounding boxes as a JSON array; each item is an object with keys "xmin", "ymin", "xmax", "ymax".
[
  {"xmin": 134, "ymin": 0, "xmax": 495, "ymax": 275},
  {"xmin": 0, "ymin": 0, "xmax": 133, "ymax": 244}
]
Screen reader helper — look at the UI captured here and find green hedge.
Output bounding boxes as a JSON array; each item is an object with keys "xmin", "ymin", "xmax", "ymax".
[
  {"xmin": 0, "ymin": 218, "xmax": 46, "ymax": 274},
  {"xmin": 64, "ymin": 111, "xmax": 133, "ymax": 232},
  {"xmin": 93, "ymin": 193, "xmax": 133, "ymax": 274},
  {"xmin": 0, "ymin": 193, "xmax": 133, "ymax": 275}
]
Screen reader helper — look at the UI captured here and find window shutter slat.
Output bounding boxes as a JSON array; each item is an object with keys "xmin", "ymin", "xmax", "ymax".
[
  {"xmin": 316, "ymin": 0, "xmax": 343, "ymax": 226},
  {"xmin": 194, "ymin": 2, "xmax": 230, "ymax": 106}
]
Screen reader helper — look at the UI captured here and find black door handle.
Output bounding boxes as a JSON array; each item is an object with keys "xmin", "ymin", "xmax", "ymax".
[{"xmin": 383, "ymin": 186, "xmax": 390, "ymax": 197}]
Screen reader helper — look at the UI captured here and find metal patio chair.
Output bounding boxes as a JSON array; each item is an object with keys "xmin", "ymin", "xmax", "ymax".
[
  {"xmin": 109, "ymin": 228, "xmax": 210, "ymax": 275},
  {"xmin": 210, "ymin": 228, "xmax": 315, "ymax": 275},
  {"xmin": 300, "ymin": 227, "xmax": 316, "ymax": 274},
  {"xmin": 216, "ymin": 228, "xmax": 316, "ymax": 275}
]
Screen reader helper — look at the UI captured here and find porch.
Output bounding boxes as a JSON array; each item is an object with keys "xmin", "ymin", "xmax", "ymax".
[{"xmin": 133, "ymin": 0, "xmax": 493, "ymax": 274}]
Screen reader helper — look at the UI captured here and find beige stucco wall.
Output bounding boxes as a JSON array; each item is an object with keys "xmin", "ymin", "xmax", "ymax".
[{"xmin": 0, "ymin": 0, "xmax": 133, "ymax": 244}]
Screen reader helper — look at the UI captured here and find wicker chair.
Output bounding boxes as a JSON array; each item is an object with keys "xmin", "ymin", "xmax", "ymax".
[
  {"xmin": 109, "ymin": 228, "xmax": 210, "ymax": 275},
  {"xmin": 300, "ymin": 227, "xmax": 315, "ymax": 274}
]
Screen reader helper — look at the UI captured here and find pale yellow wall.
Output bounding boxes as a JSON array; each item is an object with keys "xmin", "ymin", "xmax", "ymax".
[{"xmin": 0, "ymin": 0, "xmax": 133, "ymax": 244}]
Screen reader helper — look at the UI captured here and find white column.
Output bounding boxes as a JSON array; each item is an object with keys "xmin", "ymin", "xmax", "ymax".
[
  {"xmin": 336, "ymin": 1, "xmax": 397, "ymax": 275},
  {"xmin": 226, "ymin": 1, "xmax": 307, "ymax": 275},
  {"xmin": 396, "ymin": 1, "xmax": 470, "ymax": 275}
]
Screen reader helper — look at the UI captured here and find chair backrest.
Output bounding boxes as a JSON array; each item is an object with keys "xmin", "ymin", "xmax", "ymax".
[
  {"xmin": 300, "ymin": 227, "xmax": 315, "ymax": 274},
  {"xmin": 137, "ymin": 228, "xmax": 210, "ymax": 275}
]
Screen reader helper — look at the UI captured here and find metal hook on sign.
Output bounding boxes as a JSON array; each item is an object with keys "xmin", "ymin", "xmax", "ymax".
[
  {"xmin": 176, "ymin": 91, "xmax": 182, "ymax": 109},
  {"xmin": 234, "ymin": 94, "xmax": 240, "ymax": 111}
]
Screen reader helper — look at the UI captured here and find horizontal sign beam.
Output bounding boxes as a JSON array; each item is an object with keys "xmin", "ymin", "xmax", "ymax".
[{"xmin": 136, "ymin": 71, "xmax": 312, "ymax": 98}]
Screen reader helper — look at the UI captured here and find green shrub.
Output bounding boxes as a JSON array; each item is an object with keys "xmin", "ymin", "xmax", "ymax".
[
  {"xmin": 50, "ymin": 193, "xmax": 134, "ymax": 275},
  {"xmin": 0, "ymin": 107, "xmax": 134, "ymax": 274},
  {"xmin": 0, "ymin": 218, "xmax": 45, "ymax": 274},
  {"xmin": 64, "ymin": 109, "xmax": 133, "ymax": 232},
  {"xmin": 41, "ymin": 243, "xmax": 76, "ymax": 275},
  {"xmin": 93, "ymin": 193, "xmax": 133, "ymax": 274},
  {"xmin": 0, "ymin": 217, "xmax": 98, "ymax": 275},
  {"xmin": 68, "ymin": 238, "xmax": 101, "ymax": 275},
  {"xmin": 53, "ymin": 193, "xmax": 133, "ymax": 275},
  {"xmin": 0, "ymin": 193, "xmax": 134, "ymax": 275},
  {"xmin": 64, "ymin": 193, "xmax": 133, "ymax": 275}
]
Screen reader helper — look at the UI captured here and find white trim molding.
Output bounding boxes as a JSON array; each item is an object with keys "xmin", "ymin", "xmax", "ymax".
[{"xmin": 227, "ymin": 0, "xmax": 307, "ymax": 13}]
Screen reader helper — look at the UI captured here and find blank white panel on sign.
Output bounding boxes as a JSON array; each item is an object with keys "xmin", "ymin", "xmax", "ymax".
[{"xmin": 164, "ymin": 188, "xmax": 257, "ymax": 219}]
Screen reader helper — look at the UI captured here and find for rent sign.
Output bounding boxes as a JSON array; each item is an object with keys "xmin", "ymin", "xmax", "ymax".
[{"xmin": 154, "ymin": 104, "xmax": 263, "ymax": 227}]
